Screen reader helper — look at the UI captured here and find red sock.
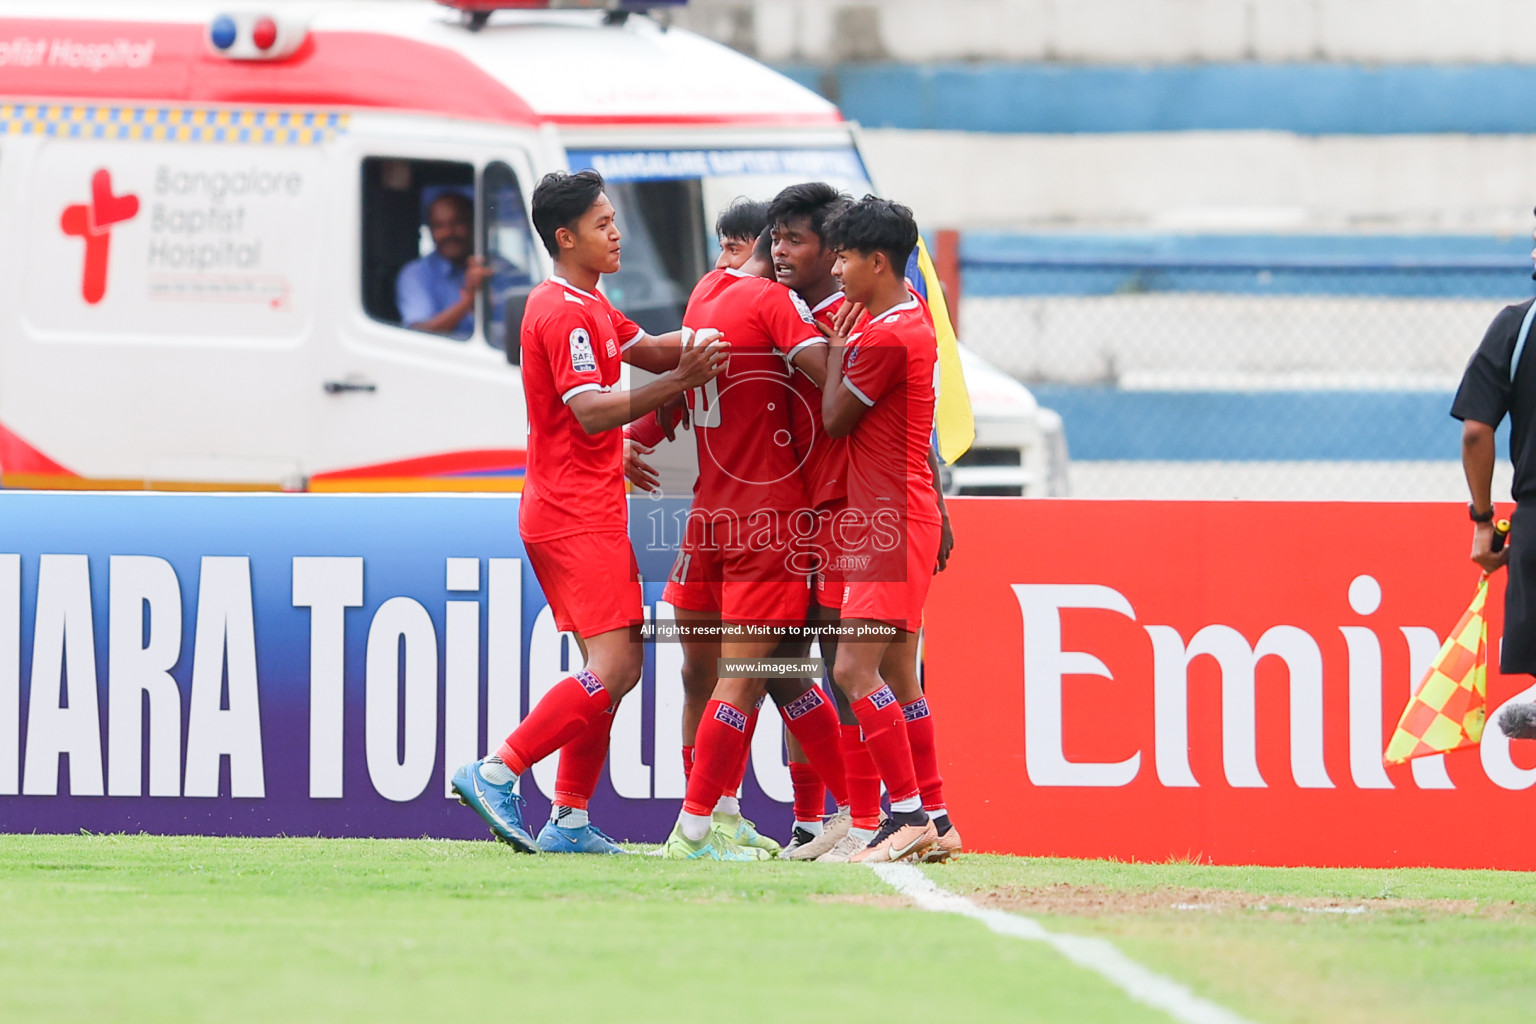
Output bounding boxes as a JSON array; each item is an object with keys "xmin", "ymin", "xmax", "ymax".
[
  {"xmin": 682, "ymin": 700, "xmax": 751, "ymax": 817},
  {"xmin": 725, "ymin": 703, "xmax": 762, "ymax": 798},
  {"xmin": 779, "ymin": 688, "xmax": 848, "ymax": 808},
  {"xmin": 850, "ymin": 686, "xmax": 919, "ymax": 806},
  {"xmin": 496, "ymin": 670, "xmax": 612, "ymax": 775},
  {"xmin": 552, "ymin": 706, "xmax": 615, "ymax": 810},
  {"xmin": 841, "ymin": 724, "xmax": 882, "ymax": 829},
  {"xmin": 789, "ymin": 762, "xmax": 825, "ymax": 822},
  {"xmin": 902, "ymin": 698, "xmax": 946, "ymax": 812},
  {"xmin": 682, "ymin": 745, "xmax": 695, "ymax": 782}
]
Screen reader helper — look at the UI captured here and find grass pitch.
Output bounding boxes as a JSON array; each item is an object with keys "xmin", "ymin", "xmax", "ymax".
[{"xmin": 3, "ymin": 836, "xmax": 1536, "ymax": 1023}]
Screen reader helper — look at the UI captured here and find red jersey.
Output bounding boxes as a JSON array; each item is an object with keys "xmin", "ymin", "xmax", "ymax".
[
  {"xmin": 841, "ymin": 296, "xmax": 942, "ymax": 526},
  {"xmin": 906, "ymin": 282, "xmax": 936, "ymax": 331},
  {"xmin": 681, "ymin": 268, "xmax": 823, "ymax": 515},
  {"xmin": 788, "ymin": 291, "xmax": 850, "ymax": 509},
  {"xmin": 518, "ymin": 275, "xmax": 644, "ymax": 542}
]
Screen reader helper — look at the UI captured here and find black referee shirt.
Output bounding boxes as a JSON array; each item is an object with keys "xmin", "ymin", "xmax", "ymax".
[{"xmin": 1452, "ymin": 298, "xmax": 1536, "ymax": 501}]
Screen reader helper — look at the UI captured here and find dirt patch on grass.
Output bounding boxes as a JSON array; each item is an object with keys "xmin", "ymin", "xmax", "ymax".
[{"xmin": 970, "ymin": 883, "xmax": 1533, "ymax": 920}]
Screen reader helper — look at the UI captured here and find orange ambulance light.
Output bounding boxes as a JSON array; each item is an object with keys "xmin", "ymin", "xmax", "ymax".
[{"xmin": 206, "ymin": 11, "xmax": 308, "ymax": 60}]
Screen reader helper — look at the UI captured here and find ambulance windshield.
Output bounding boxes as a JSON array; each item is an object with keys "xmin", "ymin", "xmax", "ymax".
[{"xmin": 568, "ymin": 147, "xmax": 873, "ymax": 335}]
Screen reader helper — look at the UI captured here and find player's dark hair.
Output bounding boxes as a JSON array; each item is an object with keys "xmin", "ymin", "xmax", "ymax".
[
  {"xmin": 766, "ymin": 181, "xmax": 850, "ymax": 245},
  {"xmin": 531, "ymin": 169, "xmax": 606, "ymax": 257},
  {"xmin": 825, "ymin": 195, "xmax": 919, "ymax": 272},
  {"xmin": 751, "ymin": 226, "xmax": 773, "ymax": 264},
  {"xmin": 715, "ymin": 197, "xmax": 769, "ymax": 243}
]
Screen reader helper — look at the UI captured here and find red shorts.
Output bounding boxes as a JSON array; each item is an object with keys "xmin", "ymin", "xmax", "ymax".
[
  {"xmin": 840, "ymin": 517, "xmax": 941, "ymax": 633},
  {"xmin": 524, "ymin": 531, "xmax": 642, "ymax": 637},
  {"xmin": 810, "ymin": 499, "xmax": 848, "ymax": 610},
  {"xmin": 661, "ymin": 511, "xmax": 808, "ymax": 627}
]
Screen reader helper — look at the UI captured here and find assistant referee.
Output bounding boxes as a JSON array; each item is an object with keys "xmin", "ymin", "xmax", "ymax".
[{"xmin": 1452, "ymin": 237, "xmax": 1536, "ymax": 672}]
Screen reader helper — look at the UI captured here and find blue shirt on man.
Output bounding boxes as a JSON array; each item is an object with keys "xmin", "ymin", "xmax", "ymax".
[{"xmin": 396, "ymin": 251, "xmax": 473, "ymax": 338}]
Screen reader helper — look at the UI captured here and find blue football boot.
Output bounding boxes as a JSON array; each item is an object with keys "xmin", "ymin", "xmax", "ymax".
[
  {"xmin": 451, "ymin": 759, "xmax": 539, "ymax": 854},
  {"xmin": 536, "ymin": 818, "xmax": 630, "ymax": 855}
]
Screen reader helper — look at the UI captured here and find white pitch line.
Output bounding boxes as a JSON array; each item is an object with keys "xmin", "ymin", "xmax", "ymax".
[{"xmin": 870, "ymin": 862, "xmax": 1258, "ymax": 1024}]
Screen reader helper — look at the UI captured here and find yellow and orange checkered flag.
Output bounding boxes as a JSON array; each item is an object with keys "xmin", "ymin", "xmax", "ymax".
[{"xmin": 1384, "ymin": 575, "xmax": 1490, "ymax": 764}]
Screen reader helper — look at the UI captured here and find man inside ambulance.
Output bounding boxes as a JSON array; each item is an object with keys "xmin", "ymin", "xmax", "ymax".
[{"xmin": 395, "ymin": 192, "xmax": 493, "ymax": 339}]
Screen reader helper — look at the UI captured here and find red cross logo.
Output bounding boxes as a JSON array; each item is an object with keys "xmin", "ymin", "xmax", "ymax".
[{"xmin": 60, "ymin": 169, "xmax": 139, "ymax": 305}]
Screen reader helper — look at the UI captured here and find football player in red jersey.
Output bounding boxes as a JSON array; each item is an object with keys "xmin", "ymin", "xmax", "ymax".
[
  {"xmin": 818, "ymin": 196, "xmax": 949, "ymax": 864},
  {"xmin": 652, "ymin": 228, "xmax": 853, "ymax": 860},
  {"xmin": 623, "ymin": 206, "xmax": 851, "ymax": 857},
  {"xmin": 451, "ymin": 169, "xmax": 728, "ymax": 854},
  {"xmin": 770, "ymin": 184, "xmax": 960, "ymax": 862},
  {"xmin": 622, "ymin": 199, "xmax": 769, "ymax": 490},
  {"xmin": 713, "ymin": 197, "xmax": 769, "ymax": 271},
  {"xmin": 765, "ymin": 183, "xmax": 875, "ymax": 860}
]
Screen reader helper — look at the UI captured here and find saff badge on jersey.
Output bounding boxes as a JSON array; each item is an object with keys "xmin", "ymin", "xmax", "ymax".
[
  {"xmin": 789, "ymin": 289, "xmax": 816, "ymax": 326},
  {"xmin": 569, "ymin": 327, "xmax": 597, "ymax": 372}
]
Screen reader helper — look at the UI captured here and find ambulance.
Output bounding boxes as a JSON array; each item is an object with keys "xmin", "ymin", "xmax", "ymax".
[{"xmin": 0, "ymin": 0, "xmax": 1065, "ymax": 495}]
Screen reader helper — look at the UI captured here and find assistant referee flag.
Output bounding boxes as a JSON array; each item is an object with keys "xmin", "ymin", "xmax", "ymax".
[
  {"xmin": 906, "ymin": 239, "xmax": 975, "ymax": 465},
  {"xmin": 1384, "ymin": 575, "xmax": 1490, "ymax": 764}
]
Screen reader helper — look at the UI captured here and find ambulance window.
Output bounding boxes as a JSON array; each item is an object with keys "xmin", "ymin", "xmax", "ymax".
[
  {"xmin": 602, "ymin": 179, "xmax": 707, "ymax": 335},
  {"xmin": 481, "ymin": 161, "xmax": 539, "ymax": 356},
  {"xmin": 359, "ymin": 157, "xmax": 477, "ymax": 339}
]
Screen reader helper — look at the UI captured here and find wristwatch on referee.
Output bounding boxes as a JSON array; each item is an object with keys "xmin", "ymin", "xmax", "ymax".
[{"xmin": 1469, "ymin": 503, "xmax": 1496, "ymax": 523}]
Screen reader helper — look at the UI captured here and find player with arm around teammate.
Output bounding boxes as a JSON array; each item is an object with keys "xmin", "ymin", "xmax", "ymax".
[
  {"xmin": 623, "ymin": 197, "xmax": 772, "ymax": 489},
  {"xmin": 450, "ymin": 170, "xmax": 727, "ymax": 854},
  {"xmin": 654, "ymin": 228, "xmax": 853, "ymax": 860},
  {"xmin": 817, "ymin": 196, "xmax": 947, "ymax": 864},
  {"xmin": 770, "ymin": 184, "xmax": 960, "ymax": 862},
  {"xmin": 762, "ymin": 183, "xmax": 874, "ymax": 859}
]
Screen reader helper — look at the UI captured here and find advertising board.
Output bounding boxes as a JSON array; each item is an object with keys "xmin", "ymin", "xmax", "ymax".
[
  {"xmin": 0, "ymin": 492, "xmax": 794, "ymax": 842},
  {"xmin": 8, "ymin": 493, "xmax": 1528, "ymax": 868},
  {"xmin": 925, "ymin": 499, "xmax": 1536, "ymax": 869}
]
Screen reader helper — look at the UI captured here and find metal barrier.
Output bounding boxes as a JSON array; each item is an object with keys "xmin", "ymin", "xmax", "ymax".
[{"xmin": 956, "ymin": 243, "xmax": 1536, "ymax": 501}]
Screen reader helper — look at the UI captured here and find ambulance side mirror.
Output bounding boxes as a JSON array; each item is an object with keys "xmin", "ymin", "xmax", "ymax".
[{"xmin": 503, "ymin": 286, "xmax": 533, "ymax": 365}]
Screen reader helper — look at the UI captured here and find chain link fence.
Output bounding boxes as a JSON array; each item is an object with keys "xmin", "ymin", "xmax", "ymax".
[{"xmin": 955, "ymin": 246, "xmax": 1536, "ymax": 501}]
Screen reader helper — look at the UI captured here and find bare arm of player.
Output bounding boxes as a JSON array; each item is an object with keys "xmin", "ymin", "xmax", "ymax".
[
  {"xmin": 658, "ymin": 393, "xmax": 690, "ymax": 440},
  {"xmin": 928, "ymin": 447, "xmax": 954, "ymax": 573},
  {"xmin": 1463, "ymin": 418, "xmax": 1508, "ymax": 574},
  {"xmin": 622, "ymin": 329, "xmax": 687, "ymax": 373},
  {"xmin": 623, "ymin": 398, "xmax": 689, "ymax": 451},
  {"xmin": 790, "ymin": 343, "xmax": 828, "ymax": 389},
  {"xmin": 821, "ymin": 302, "xmax": 871, "ymax": 439},
  {"xmin": 619, "ymin": 398, "xmax": 689, "ymax": 491},
  {"xmin": 568, "ymin": 334, "xmax": 728, "ymax": 436},
  {"xmin": 623, "ymin": 438, "xmax": 661, "ymax": 492}
]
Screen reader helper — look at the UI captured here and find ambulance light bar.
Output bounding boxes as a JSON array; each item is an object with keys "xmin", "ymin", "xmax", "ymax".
[{"xmin": 207, "ymin": 12, "xmax": 309, "ymax": 60}]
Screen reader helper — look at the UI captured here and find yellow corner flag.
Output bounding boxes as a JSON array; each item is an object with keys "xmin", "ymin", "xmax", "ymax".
[
  {"xmin": 1384, "ymin": 576, "xmax": 1490, "ymax": 764},
  {"xmin": 914, "ymin": 237, "xmax": 975, "ymax": 465}
]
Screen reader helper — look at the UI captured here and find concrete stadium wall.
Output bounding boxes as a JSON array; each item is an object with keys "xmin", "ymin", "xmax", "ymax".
[
  {"xmin": 669, "ymin": 5, "xmax": 1536, "ymax": 235},
  {"xmin": 780, "ymin": 63, "xmax": 1536, "ymax": 134},
  {"xmin": 857, "ymin": 129, "xmax": 1536, "ymax": 233},
  {"xmin": 674, "ymin": 0, "xmax": 1536, "ymax": 64}
]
